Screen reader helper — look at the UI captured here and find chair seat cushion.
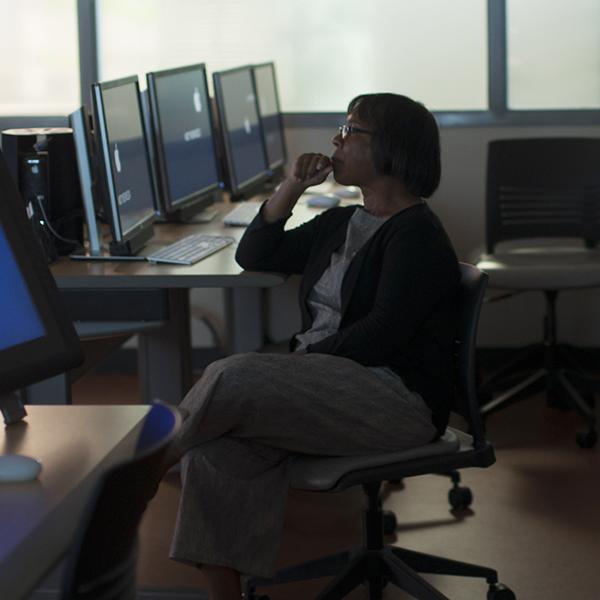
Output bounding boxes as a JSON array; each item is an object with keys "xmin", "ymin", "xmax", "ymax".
[
  {"xmin": 289, "ymin": 429, "xmax": 461, "ymax": 491},
  {"xmin": 476, "ymin": 246, "xmax": 600, "ymax": 291}
]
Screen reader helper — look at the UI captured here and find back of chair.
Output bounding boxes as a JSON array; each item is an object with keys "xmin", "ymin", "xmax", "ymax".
[
  {"xmin": 61, "ymin": 403, "xmax": 181, "ymax": 600},
  {"xmin": 452, "ymin": 263, "xmax": 488, "ymax": 449},
  {"xmin": 486, "ymin": 138, "xmax": 600, "ymax": 254}
]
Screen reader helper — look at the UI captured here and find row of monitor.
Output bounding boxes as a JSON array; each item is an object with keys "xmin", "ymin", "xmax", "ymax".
[
  {"xmin": 72, "ymin": 62, "xmax": 287, "ymax": 257},
  {"xmin": 0, "ymin": 63, "xmax": 286, "ymax": 423}
]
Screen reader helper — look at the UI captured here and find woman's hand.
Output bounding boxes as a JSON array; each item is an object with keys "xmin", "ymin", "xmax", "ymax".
[
  {"xmin": 263, "ymin": 153, "xmax": 333, "ymax": 223},
  {"xmin": 289, "ymin": 153, "xmax": 333, "ymax": 190}
]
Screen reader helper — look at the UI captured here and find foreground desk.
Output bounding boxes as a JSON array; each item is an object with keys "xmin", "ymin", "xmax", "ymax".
[
  {"xmin": 49, "ymin": 201, "xmax": 322, "ymax": 405},
  {"xmin": 0, "ymin": 405, "xmax": 149, "ymax": 600}
]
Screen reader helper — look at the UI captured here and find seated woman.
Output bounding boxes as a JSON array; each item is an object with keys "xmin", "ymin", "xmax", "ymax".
[{"xmin": 168, "ymin": 93, "xmax": 460, "ymax": 600}]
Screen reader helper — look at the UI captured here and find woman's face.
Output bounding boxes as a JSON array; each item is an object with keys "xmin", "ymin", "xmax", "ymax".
[{"xmin": 331, "ymin": 113, "xmax": 378, "ymax": 187}]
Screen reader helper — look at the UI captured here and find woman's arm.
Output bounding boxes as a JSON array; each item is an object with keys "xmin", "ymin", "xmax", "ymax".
[
  {"xmin": 235, "ymin": 153, "xmax": 333, "ymax": 274},
  {"xmin": 262, "ymin": 153, "xmax": 332, "ymax": 223}
]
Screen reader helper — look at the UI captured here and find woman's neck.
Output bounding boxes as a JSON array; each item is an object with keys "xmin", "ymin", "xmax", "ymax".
[{"xmin": 360, "ymin": 179, "xmax": 423, "ymax": 218}]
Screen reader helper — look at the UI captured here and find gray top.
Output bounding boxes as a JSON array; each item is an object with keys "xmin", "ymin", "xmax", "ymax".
[{"xmin": 295, "ymin": 207, "xmax": 389, "ymax": 352}]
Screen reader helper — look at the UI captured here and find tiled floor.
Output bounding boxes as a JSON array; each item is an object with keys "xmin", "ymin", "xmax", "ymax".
[{"xmin": 72, "ymin": 372, "xmax": 600, "ymax": 599}]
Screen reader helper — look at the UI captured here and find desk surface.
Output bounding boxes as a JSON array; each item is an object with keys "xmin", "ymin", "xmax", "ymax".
[
  {"xmin": 0, "ymin": 405, "xmax": 149, "ymax": 600},
  {"xmin": 51, "ymin": 199, "xmax": 337, "ymax": 289}
]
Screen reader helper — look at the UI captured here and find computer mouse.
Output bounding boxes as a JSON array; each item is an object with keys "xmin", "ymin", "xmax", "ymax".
[
  {"xmin": 0, "ymin": 454, "xmax": 42, "ymax": 482},
  {"xmin": 305, "ymin": 194, "xmax": 341, "ymax": 209},
  {"xmin": 335, "ymin": 186, "xmax": 361, "ymax": 199}
]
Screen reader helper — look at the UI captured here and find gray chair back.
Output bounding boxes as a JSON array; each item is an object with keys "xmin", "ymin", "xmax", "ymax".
[
  {"xmin": 453, "ymin": 263, "xmax": 488, "ymax": 449},
  {"xmin": 486, "ymin": 138, "xmax": 600, "ymax": 254}
]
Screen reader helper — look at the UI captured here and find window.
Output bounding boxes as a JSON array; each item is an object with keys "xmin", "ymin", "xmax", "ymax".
[
  {"xmin": 0, "ymin": 0, "xmax": 79, "ymax": 116},
  {"xmin": 97, "ymin": 0, "xmax": 487, "ymax": 112},
  {"xmin": 507, "ymin": 0, "xmax": 600, "ymax": 110}
]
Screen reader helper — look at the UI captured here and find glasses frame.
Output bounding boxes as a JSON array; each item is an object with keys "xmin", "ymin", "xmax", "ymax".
[{"xmin": 338, "ymin": 123, "xmax": 374, "ymax": 139}]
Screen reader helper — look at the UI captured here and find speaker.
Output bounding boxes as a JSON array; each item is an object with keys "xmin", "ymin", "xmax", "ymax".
[
  {"xmin": 18, "ymin": 151, "xmax": 58, "ymax": 263},
  {"xmin": 1, "ymin": 128, "xmax": 84, "ymax": 258}
]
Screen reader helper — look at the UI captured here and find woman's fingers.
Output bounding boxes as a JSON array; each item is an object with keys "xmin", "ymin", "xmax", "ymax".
[{"xmin": 294, "ymin": 153, "xmax": 332, "ymax": 183}]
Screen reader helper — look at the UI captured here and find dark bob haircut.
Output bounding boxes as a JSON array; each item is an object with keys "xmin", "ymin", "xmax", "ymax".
[{"xmin": 347, "ymin": 93, "xmax": 441, "ymax": 198}]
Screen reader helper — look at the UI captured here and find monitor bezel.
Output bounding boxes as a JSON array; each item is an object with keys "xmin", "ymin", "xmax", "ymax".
[
  {"xmin": 0, "ymin": 149, "xmax": 83, "ymax": 397},
  {"xmin": 212, "ymin": 65, "xmax": 271, "ymax": 199},
  {"xmin": 146, "ymin": 63, "xmax": 222, "ymax": 216},
  {"xmin": 91, "ymin": 75, "xmax": 156, "ymax": 247},
  {"xmin": 252, "ymin": 61, "xmax": 287, "ymax": 173}
]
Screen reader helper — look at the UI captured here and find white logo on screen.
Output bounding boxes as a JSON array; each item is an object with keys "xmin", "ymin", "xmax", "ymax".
[
  {"xmin": 114, "ymin": 143, "xmax": 122, "ymax": 173},
  {"xmin": 184, "ymin": 128, "xmax": 203, "ymax": 142},
  {"xmin": 243, "ymin": 117, "xmax": 251, "ymax": 135},
  {"xmin": 117, "ymin": 190, "xmax": 132, "ymax": 206},
  {"xmin": 193, "ymin": 87, "xmax": 202, "ymax": 113}
]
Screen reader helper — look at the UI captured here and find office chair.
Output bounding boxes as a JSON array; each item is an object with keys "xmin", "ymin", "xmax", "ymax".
[
  {"xmin": 476, "ymin": 138, "xmax": 600, "ymax": 449},
  {"xmin": 60, "ymin": 403, "xmax": 181, "ymax": 600},
  {"xmin": 245, "ymin": 263, "xmax": 516, "ymax": 600}
]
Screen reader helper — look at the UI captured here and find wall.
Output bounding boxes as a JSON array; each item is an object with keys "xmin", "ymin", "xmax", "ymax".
[{"xmin": 190, "ymin": 123, "xmax": 600, "ymax": 350}]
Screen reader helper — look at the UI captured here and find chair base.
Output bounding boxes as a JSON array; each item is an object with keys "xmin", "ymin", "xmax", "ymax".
[
  {"xmin": 245, "ymin": 544, "xmax": 512, "ymax": 600},
  {"xmin": 245, "ymin": 483, "xmax": 515, "ymax": 600},
  {"xmin": 479, "ymin": 289, "xmax": 597, "ymax": 447},
  {"xmin": 479, "ymin": 343, "xmax": 597, "ymax": 448}
]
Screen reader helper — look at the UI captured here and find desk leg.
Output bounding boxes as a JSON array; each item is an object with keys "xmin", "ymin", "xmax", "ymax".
[
  {"xmin": 22, "ymin": 373, "xmax": 72, "ymax": 405},
  {"xmin": 137, "ymin": 289, "xmax": 193, "ymax": 404},
  {"xmin": 225, "ymin": 288, "xmax": 266, "ymax": 354}
]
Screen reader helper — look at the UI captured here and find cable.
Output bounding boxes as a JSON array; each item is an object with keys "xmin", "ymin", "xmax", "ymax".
[{"xmin": 34, "ymin": 195, "xmax": 81, "ymax": 247}]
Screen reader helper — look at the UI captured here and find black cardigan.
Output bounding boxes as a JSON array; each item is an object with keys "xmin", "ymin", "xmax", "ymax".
[{"xmin": 236, "ymin": 202, "xmax": 460, "ymax": 435}]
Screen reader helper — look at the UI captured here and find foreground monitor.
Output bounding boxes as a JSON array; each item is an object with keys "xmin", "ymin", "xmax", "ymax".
[
  {"xmin": 91, "ymin": 75, "xmax": 157, "ymax": 256},
  {"xmin": 213, "ymin": 65, "xmax": 270, "ymax": 200},
  {"xmin": 0, "ymin": 149, "xmax": 83, "ymax": 425},
  {"xmin": 146, "ymin": 63, "xmax": 223, "ymax": 222},
  {"xmin": 253, "ymin": 62, "xmax": 287, "ymax": 179}
]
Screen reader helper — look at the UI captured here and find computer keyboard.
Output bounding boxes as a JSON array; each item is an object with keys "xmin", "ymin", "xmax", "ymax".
[
  {"xmin": 146, "ymin": 233, "xmax": 235, "ymax": 265},
  {"xmin": 223, "ymin": 202, "xmax": 261, "ymax": 226}
]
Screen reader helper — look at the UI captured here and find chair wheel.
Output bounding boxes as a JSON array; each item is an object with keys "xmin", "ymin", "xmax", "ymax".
[
  {"xmin": 448, "ymin": 486, "xmax": 473, "ymax": 510},
  {"xmin": 487, "ymin": 582, "xmax": 516, "ymax": 600},
  {"xmin": 383, "ymin": 510, "xmax": 397, "ymax": 535},
  {"xmin": 576, "ymin": 429, "xmax": 598, "ymax": 449}
]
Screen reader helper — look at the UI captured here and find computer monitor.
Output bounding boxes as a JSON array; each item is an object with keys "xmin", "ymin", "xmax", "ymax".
[
  {"xmin": 253, "ymin": 62, "xmax": 287, "ymax": 180},
  {"xmin": 146, "ymin": 63, "xmax": 223, "ymax": 222},
  {"xmin": 0, "ymin": 149, "xmax": 83, "ymax": 425},
  {"xmin": 91, "ymin": 75, "xmax": 157, "ymax": 256},
  {"xmin": 212, "ymin": 65, "xmax": 270, "ymax": 200}
]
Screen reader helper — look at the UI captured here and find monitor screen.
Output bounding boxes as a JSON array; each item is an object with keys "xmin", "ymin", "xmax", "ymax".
[
  {"xmin": 213, "ymin": 66, "xmax": 270, "ymax": 199},
  {"xmin": 0, "ymin": 149, "xmax": 83, "ymax": 423},
  {"xmin": 253, "ymin": 62, "xmax": 287, "ymax": 172},
  {"xmin": 0, "ymin": 223, "xmax": 46, "ymax": 351},
  {"xmin": 146, "ymin": 63, "xmax": 221, "ymax": 218},
  {"xmin": 92, "ymin": 76, "xmax": 156, "ymax": 251}
]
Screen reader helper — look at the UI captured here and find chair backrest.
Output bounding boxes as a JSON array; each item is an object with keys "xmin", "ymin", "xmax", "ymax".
[
  {"xmin": 486, "ymin": 138, "xmax": 600, "ymax": 254},
  {"xmin": 61, "ymin": 403, "xmax": 181, "ymax": 600},
  {"xmin": 452, "ymin": 263, "xmax": 488, "ymax": 449}
]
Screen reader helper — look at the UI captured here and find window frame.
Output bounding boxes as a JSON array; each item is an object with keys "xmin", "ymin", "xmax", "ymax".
[{"xmin": 0, "ymin": 0, "xmax": 599, "ymax": 130}]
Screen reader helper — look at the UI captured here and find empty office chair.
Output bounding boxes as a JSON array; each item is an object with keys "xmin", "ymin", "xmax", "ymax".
[
  {"xmin": 476, "ymin": 138, "xmax": 600, "ymax": 448},
  {"xmin": 244, "ymin": 263, "xmax": 515, "ymax": 600},
  {"xmin": 60, "ymin": 403, "xmax": 181, "ymax": 600}
]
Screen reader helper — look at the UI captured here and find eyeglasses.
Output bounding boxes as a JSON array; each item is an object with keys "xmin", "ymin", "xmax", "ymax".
[{"xmin": 338, "ymin": 124, "xmax": 373, "ymax": 140}]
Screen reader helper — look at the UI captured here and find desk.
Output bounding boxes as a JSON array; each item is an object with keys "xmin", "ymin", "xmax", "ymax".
[
  {"xmin": 48, "ymin": 200, "xmax": 323, "ymax": 405},
  {"xmin": 0, "ymin": 405, "xmax": 149, "ymax": 600}
]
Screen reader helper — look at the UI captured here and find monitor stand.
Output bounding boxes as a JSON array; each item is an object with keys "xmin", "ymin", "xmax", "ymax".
[
  {"xmin": 183, "ymin": 208, "xmax": 219, "ymax": 223},
  {"xmin": 1, "ymin": 391, "xmax": 27, "ymax": 425},
  {"xmin": 154, "ymin": 207, "xmax": 218, "ymax": 224}
]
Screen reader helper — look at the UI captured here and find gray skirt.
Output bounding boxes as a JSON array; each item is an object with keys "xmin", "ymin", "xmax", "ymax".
[{"xmin": 170, "ymin": 351, "xmax": 436, "ymax": 578}]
